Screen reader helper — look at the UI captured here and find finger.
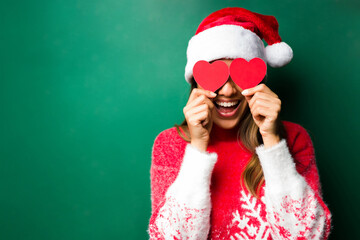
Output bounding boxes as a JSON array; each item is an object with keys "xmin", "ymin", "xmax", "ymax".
[
  {"xmin": 184, "ymin": 94, "xmax": 215, "ymax": 113},
  {"xmin": 202, "ymin": 110, "xmax": 212, "ymax": 126},
  {"xmin": 243, "ymin": 94, "xmax": 252, "ymax": 103},
  {"xmin": 251, "ymin": 106, "xmax": 278, "ymax": 122},
  {"xmin": 188, "ymin": 109, "xmax": 210, "ymax": 126},
  {"xmin": 251, "ymin": 101, "xmax": 281, "ymax": 118},
  {"xmin": 250, "ymin": 99, "xmax": 276, "ymax": 111},
  {"xmin": 248, "ymin": 92, "xmax": 281, "ymax": 109},
  {"xmin": 186, "ymin": 102, "xmax": 213, "ymax": 127},
  {"xmin": 241, "ymin": 83, "xmax": 278, "ymax": 98},
  {"xmin": 185, "ymin": 94, "xmax": 207, "ymax": 110},
  {"xmin": 186, "ymin": 103, "xmax": 209, "ymax": 117},
  {"xmin": 242, "ymin": 86, "xmax": 269, "ymax": 103},
  {"xmin": 244, "ymin": 91, "xmax": 272, "ymax": 105},
  {"xmin": 251, "ymin": 106, "xmax": 268, "ymax": 123},
  {"xmin": 187, "ymin": 88, "xmax": 217, "ymax": 105}
]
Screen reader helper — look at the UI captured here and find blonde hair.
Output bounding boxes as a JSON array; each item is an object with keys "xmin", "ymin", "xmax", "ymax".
[{"xmin": 174, "ymin": 77, "xmax": 286, "ymax": 198}]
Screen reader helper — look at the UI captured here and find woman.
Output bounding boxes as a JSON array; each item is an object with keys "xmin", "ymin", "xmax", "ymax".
[{"xmin": 148, "ymin": 7, "xmax": 332, "ymax": 240}]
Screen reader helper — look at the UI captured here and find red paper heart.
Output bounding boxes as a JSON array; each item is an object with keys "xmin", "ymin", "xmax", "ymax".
[
  {"xmin": 229, "ymin": 58, "xmax": 267, "ymax": 90},
  {"xmin": 193, "ymin": 60, "xmax": 229, "ymax": 92}
]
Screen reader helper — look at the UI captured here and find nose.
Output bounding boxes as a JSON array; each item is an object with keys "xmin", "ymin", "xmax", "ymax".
[{"xmin": 216, "ymin": 79, "xmax": 238, "ymax": 96}]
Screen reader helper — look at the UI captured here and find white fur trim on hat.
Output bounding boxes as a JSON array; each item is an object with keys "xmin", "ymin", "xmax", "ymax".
[
  {"xmin": 184, "ymin": 24, "xmax": 266, "ymax": 84},
  {"xmin": 265, "ymin": 42, "xmax": 293, "ymax": 68}
]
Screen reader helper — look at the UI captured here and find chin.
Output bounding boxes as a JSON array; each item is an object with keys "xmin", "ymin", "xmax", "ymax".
[{"xmin": 214, "ymin": 118, "xmax": 240, "ymax": 129}]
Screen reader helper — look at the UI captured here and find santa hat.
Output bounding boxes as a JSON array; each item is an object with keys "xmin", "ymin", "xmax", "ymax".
[{"xmin": 185, "ymin": 7, "xmax": 293, "ymax": 83}]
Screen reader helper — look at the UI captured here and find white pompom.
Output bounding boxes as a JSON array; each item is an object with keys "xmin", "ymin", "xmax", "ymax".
[{"xmin": 265, "ymin": 42, "xmax": 293, "ymax": 68}]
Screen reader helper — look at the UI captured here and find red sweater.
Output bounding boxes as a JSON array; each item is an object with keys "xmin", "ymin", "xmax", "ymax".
[{"xmin": 148, "ymin": 121, "xmax": 332, "ymax": 239}]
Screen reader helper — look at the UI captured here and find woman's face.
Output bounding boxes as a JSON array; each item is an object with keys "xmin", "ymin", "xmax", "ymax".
[{"xmin": 197, "ymin": 58, "xmax": 246, "ymax": 129}]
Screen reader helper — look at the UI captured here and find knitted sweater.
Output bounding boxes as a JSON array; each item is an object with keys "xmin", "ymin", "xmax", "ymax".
[{"xmin": 147, "ymin": 121, "xmax": 332, "ymax": 239}]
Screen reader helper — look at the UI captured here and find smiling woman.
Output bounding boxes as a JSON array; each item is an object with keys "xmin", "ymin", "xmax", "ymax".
[
  {"xmin": 147, "ymin": 7, "xmax": 332, "ymax": 240},
  {"xmin": 174, "ymin": 69, "xmax": 282, "ymax": 201}
]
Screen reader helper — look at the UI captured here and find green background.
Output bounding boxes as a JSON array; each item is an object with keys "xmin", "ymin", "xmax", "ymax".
[{"xmin": 1, "ymin": 0, "xmax": 359, "ymax": 239}]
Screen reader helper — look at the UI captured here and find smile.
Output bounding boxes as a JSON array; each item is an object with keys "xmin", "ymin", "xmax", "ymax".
[{"xmin": 214, "ymin": 100, "xmax": 241, "ymax": 117}]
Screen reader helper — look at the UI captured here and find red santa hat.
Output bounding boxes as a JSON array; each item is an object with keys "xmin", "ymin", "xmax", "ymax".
[{"xmin": 185, "ymin": 7, "xmax": 293, "ymax": 83}]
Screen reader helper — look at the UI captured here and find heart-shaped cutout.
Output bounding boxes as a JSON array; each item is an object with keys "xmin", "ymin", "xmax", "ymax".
[
  {"xmin": 229, "ymin": 58, "xmax": 267, "ymax": 90},
  {"xmin": 193, "ymin": 60, "xmax": 229, "ymax": 92}
]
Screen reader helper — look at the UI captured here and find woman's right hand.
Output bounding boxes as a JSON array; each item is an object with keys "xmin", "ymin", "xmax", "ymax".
[{"xmin": 183, "ymin": 88, "xmax": 217, "ymax": 151}]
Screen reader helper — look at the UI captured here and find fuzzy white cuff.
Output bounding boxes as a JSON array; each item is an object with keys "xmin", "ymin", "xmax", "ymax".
[
  {"xmin": 256, "ymin": 139, "xmax": 305, "ymax": 197},
  {"xmin": 166, "ymin": 144, "xmax": 218, "ymax": 209}
]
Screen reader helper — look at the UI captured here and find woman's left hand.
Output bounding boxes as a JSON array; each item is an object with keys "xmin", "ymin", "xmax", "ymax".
[{"xmin": 241, "ymin": 83, "xmax": 281, "ymax": 147}]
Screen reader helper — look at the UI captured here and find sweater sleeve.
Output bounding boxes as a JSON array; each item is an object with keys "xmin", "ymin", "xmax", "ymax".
[
  {"xmin": 147, "ymin": 134, "xmax": 218, "ymax": 240},
  {"xmin": 255, "ymin": 127, "xmax": 332, "ymax": 239}
]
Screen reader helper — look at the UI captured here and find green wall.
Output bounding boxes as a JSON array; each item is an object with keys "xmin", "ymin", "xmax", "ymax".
[{"xmin": 1, "ymin": 0, "xmax": 359, "ymax": 239}]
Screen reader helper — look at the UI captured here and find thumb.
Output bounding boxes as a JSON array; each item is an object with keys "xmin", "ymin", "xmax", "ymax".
[{"xmin": 244, "ymin": 95, "xmax": 252, "ymax": 103}]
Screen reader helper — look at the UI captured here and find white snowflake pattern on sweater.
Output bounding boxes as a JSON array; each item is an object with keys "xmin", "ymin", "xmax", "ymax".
[
  {"xmin": 148, "ymin": 195, "xmax": 210, "ymax": 239},
  {"xmin": 230, "ymin": 191, "xmax": 270, "ymax": 240}
]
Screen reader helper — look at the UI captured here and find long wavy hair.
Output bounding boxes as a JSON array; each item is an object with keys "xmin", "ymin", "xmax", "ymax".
[{"xmin": 174, "ymin": 76, "xmax": 287, "ymax": 198}]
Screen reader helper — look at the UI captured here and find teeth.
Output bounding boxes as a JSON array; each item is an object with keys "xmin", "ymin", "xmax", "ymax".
[{"xmin": 216, "ymin": 101, "xmax": 239, "ymax": 107}]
